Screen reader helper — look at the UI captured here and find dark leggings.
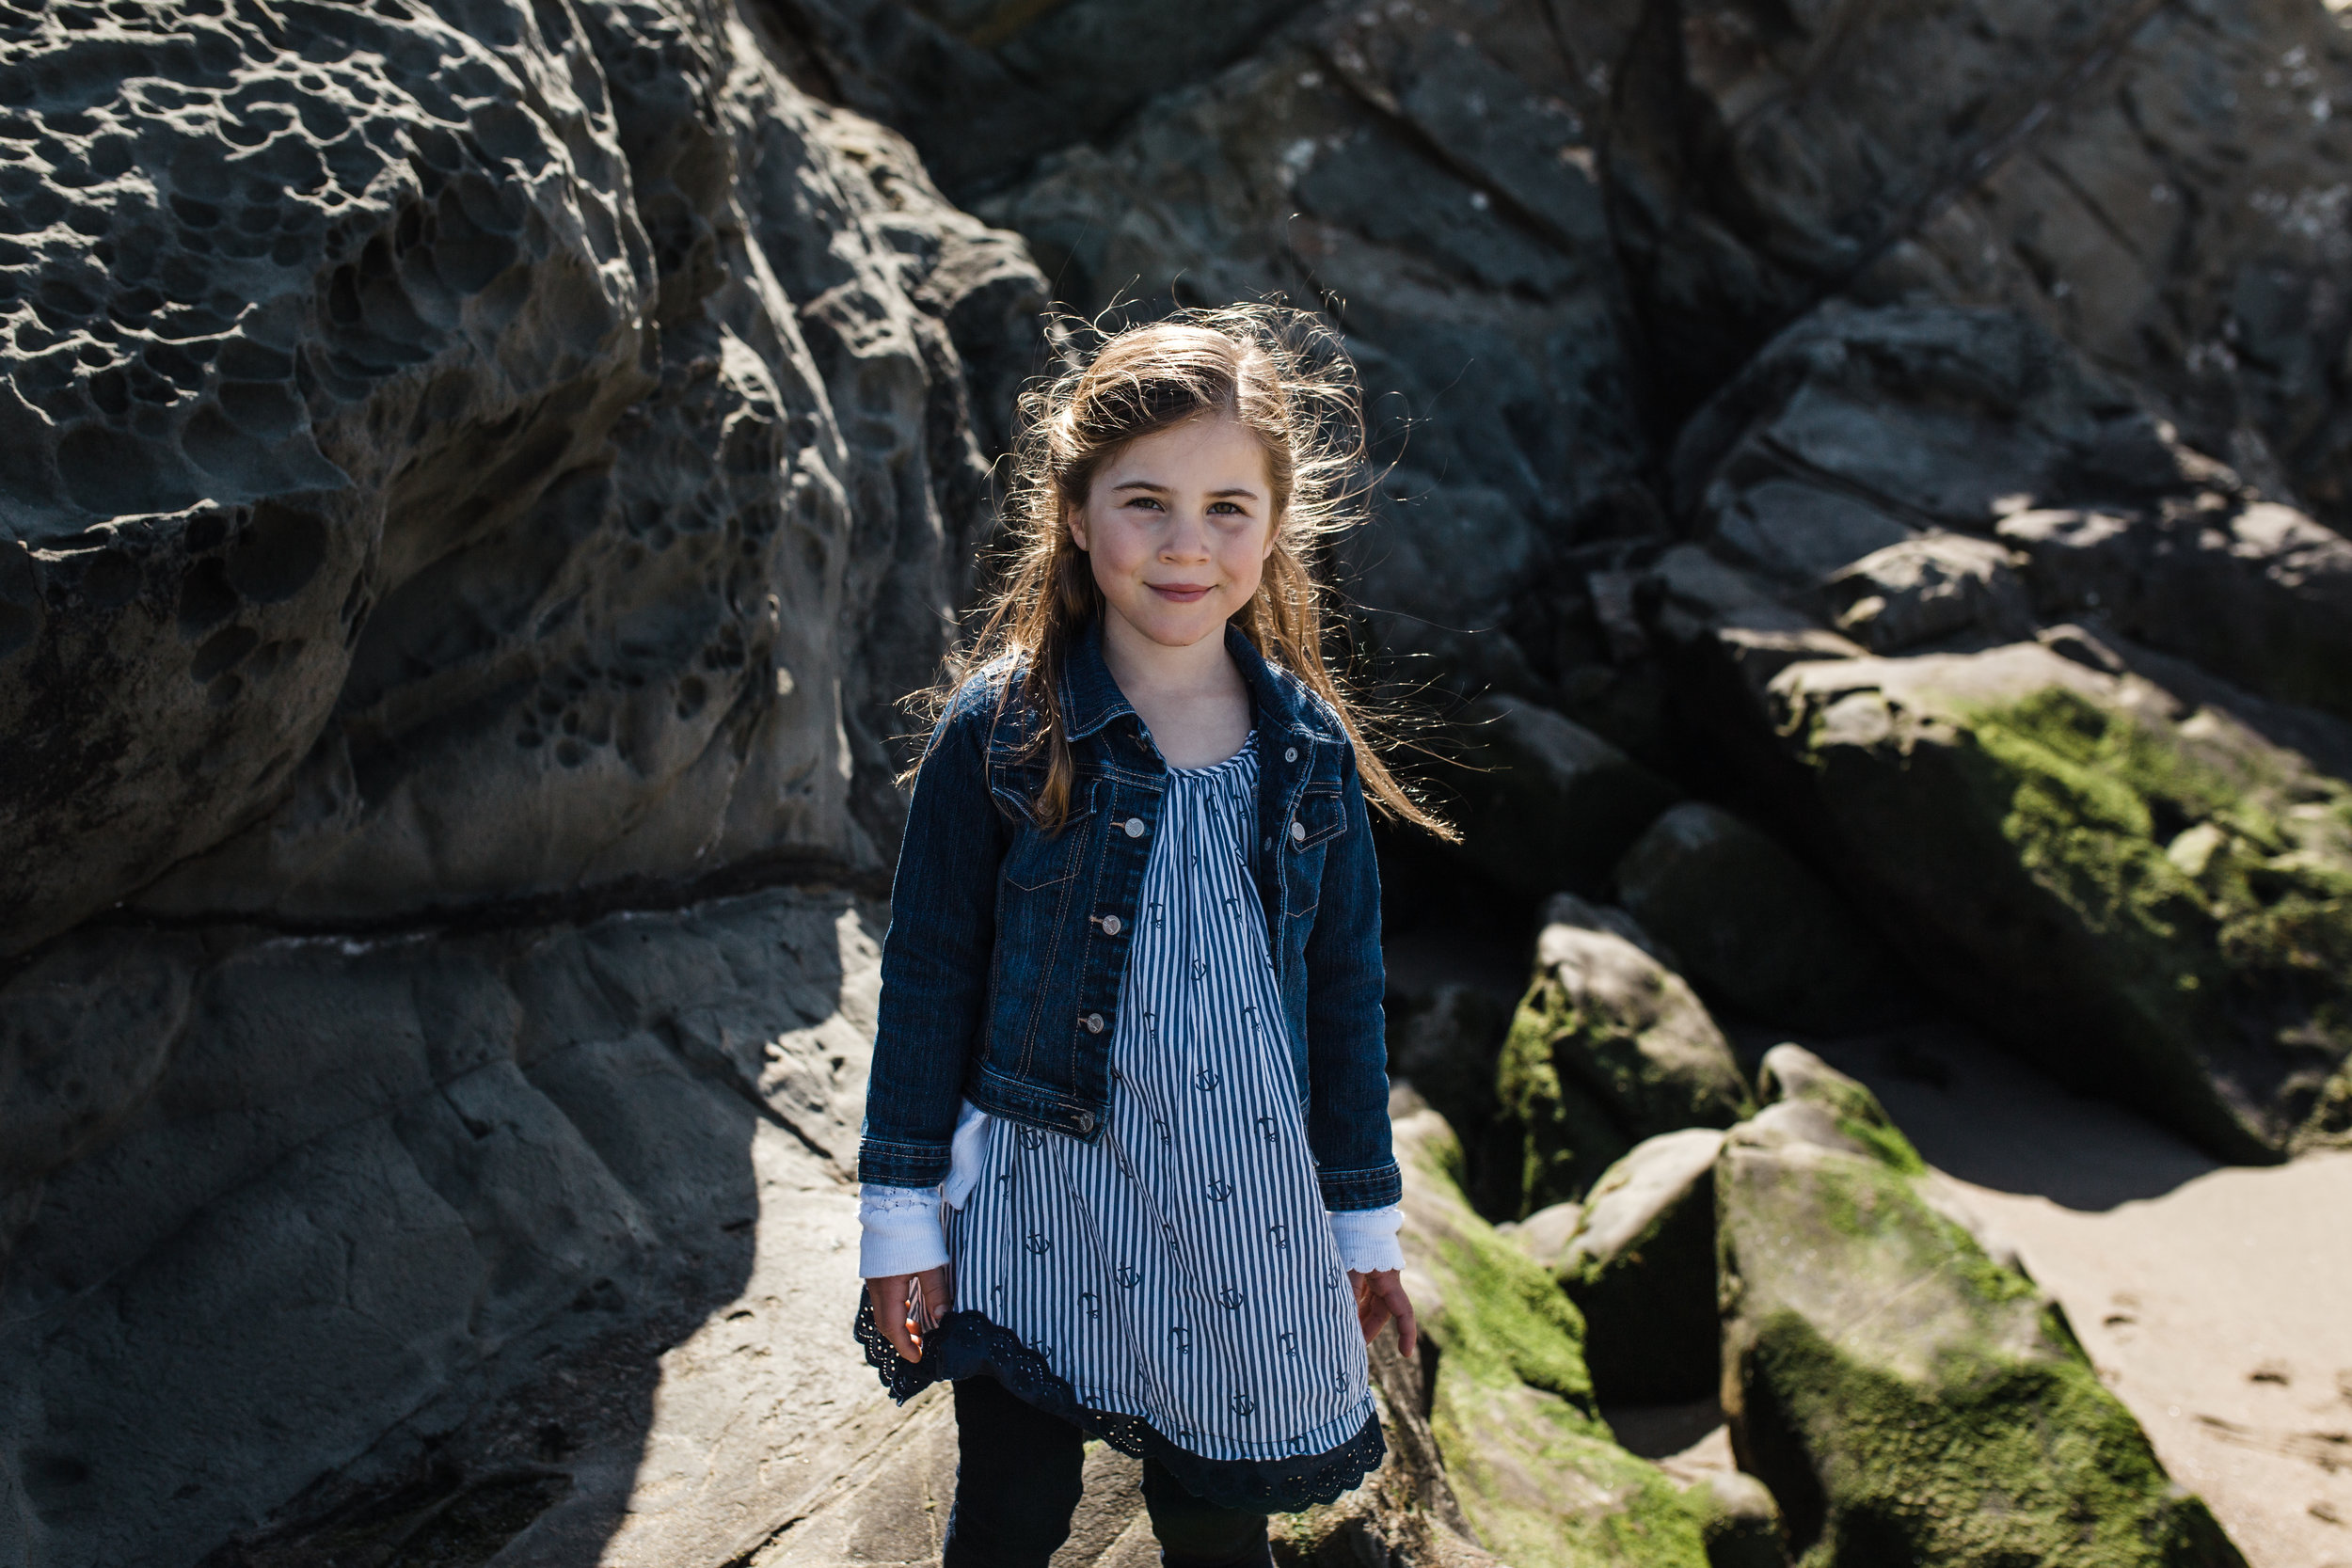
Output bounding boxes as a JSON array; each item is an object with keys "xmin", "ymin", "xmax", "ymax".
[{"xmin": 941, "ymin": 1374, "xmax": 1273, "ymax": 1568}]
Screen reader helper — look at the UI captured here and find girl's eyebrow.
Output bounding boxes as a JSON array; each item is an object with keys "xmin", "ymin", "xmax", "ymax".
[{"xmin": 1108, "ymin": 480, "xmax": 1263, "ymax": 499}]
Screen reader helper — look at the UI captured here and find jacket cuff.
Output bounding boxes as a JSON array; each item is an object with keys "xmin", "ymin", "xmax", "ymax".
[
  {"xmin": 857, "ymin": 1136, "xmax": 952, "ymax": 1188},
  {"xmin": 1317, "ymin": 1160, "xmax": 1403, "ymax": 1212}
]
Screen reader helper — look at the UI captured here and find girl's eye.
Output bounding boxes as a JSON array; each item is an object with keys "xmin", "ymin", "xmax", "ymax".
[{"xmin": 1123, "ymin": 496, "xmax": 1165, "ymax": 511}]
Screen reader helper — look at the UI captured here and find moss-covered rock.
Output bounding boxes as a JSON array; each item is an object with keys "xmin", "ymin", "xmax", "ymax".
[
  {"xmin": 1392, "ymin": 1091, "xmax": 1710, "ymax": 1568},
  {"xmin": 1496, "ymin": 898, "xmax": 1754, "ymax": 1214},
  {"xmin": 1765, "ymin": 639, "xmax": 2352, "ymax": 1159},
  {"xmin": 1615, "ymin": 803, "xmax": 1911, "ymax": 1034},
  {"xmin": 1719, "ymin": 1047, "xmax": 2248, "ymax": 1568},
  {"xmin": 1558, "ymin": 1128, "xmax": 1725, "ymax": 1404}
]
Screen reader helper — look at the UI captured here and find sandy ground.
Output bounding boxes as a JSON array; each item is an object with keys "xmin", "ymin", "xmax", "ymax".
[{"xmin": 1807, "ymin": 1026, "xmax": 2352, "ymax": 1568}]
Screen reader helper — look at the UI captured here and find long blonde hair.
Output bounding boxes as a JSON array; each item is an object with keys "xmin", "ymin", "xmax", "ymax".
[{"xmin": 915, "ymin": 303, "xmax": 1454, "ymax": 842}]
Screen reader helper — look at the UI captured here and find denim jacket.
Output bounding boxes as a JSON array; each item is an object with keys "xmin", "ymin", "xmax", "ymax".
[{"xmin": 856, "ymin": 619, "xmax": 1400, "ymax": 1212}]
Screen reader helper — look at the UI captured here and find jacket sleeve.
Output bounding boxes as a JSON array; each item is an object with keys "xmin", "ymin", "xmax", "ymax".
[
  {"xmin": 1301, "ymin": 742, "xmax": 1402, "ymax": 1211},
  {"xmin": 857, "ymin": 692, "xmax": 1009, "ymax": 1188}
]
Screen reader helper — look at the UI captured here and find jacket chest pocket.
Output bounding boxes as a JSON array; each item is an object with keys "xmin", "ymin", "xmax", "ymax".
[
  {"xmin": 1288, "ymin": 785, "xmax": 1346, "ymax": 849},
  {"xmin": 1280, "ymin": 784, "xmax": 1344, "ymax": 912},
  {"xmin": 997, "ymin": 780, "xmax": 1097, "ymax": 891}
]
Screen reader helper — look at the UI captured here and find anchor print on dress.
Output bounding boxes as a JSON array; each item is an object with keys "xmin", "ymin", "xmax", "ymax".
[
  {"xmin": 1024, "ymin": 1230, "xmax": 1051, "ymax": 1256},
  {"xmin": 1278, "ymin": 1330, "xmax": 1298, "ymax": 1357},
  {"xmin": 1080, "ymin": 1291, "xmax": 1101, "ymax": 1321},
  {"xmin": 1152, "ymin": 1117, "xmax": 1171, "ymax": 1145},
  {"xmin": 1169, "ymin": 1324, "xmax": 1192, "ymax": 1354},
  {"xmin": 1191, "ymin": 956, "xmax": 1206, "ymax": 981},
  {"xmin": 1194, "ymin": 1067, "xmax": 1221, "ymax": 1093},
  {"xmin": 1016, "ymin": 1125, "xmax": 1044, "ymax": 1151},
  {"xmin": 1216, "ymin": 1285, "xmax": 1245, "ymax": 1311},
  {"xmin": 1230, "ymin": 1392, "xmax": 1256, "ymax": 1418},
  {"xmin": 1255, "ymin": 1112, "xmax": 1279, "ymax": 1143},
  {"xmin": 1267, "ymin": 1221, "xmax": 1289, "ymax": 1250},
  {"xmin": 1204, "ymin": 1175, "xmax": 1233, "ymax": 1203},
  {"xmin": 1149, "ymin": 900, "xmax": 1164, "ymax": 931},
  {"xmin": 1114, "ymin": 1264, "xmax": 1142, "ymax": 1289},
  {"xmin": 1323, "ymin": 1266, "xmax": 1342, "ymax": 1291},
  {"xmin": 1329, "ymin": 1367, "xmax": 1347, "ymax": 1393}
]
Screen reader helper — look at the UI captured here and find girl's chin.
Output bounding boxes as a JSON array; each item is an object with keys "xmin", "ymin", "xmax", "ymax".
[{"xmin": 1108, "ymin": 601, "xmax": 1231, "ymax": 649}]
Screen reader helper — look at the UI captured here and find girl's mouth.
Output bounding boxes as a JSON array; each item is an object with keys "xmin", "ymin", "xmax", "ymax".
[{"xmin": 1148, "ymin": 582, "xmax": 1213, "ymax": 603}]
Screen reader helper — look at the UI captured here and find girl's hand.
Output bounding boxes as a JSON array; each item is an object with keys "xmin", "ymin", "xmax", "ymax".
[
  {"xmin": 1348, "ymin": 1268, "xmax": 1418, "ymax": 1359},
  {"xmin": 865, "ymin": 1265, "xmax": 952, "ymax": 1362}
]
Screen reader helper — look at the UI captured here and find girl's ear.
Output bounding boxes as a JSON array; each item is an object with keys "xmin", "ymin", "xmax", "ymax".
[{"xmin": 1065, "ymin": 498, "xmax": 1090, "ymax": 553}]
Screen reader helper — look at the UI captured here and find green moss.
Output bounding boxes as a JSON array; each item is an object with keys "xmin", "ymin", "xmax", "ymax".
[
  {"xmin": 1954, "ymin": 688, "xmax": 2352, "ymax": 993},
  {"xmin": 1497, "ymin": 993, "xmax": 1636, "ymax": 1217},
  {"xmin": 1495, "ymin": 960, "xmax": 1752, "ymax": 1217},
  {"xmin": 1942, "ymin": 686, "xmax": 2352, "ymax": 1150},
  {"xmin": 1754, "ymin": 1309, "xmax": 2240, "ymax": 1568},
  {"xmin": 1401, "ymin": 1124, "xmax": 1709, "ymax": 1568}
]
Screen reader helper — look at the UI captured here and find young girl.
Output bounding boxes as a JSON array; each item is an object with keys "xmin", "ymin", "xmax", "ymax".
[{"xmin": 853, "ymin": 306, "xmax": 1448, "ymax": 1568}]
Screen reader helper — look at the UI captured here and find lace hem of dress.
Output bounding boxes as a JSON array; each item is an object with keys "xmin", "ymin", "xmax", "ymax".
[{"xmin": 851, "ymin": 1296, "xmax": 1385, "ymax": 1513}]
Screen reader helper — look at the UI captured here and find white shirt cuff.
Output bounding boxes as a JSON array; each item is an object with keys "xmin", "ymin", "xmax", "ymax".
[
  {"xmin": 858, "ymin": 1183, "xmax": 948, "ymax": 1276},
  {"xmin": 1328, "ymin": 1204, "xmax": 1405, "ymax": 1275}
]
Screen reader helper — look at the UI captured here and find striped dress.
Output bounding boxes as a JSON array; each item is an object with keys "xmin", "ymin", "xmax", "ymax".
[{"xmin": 943, "ymin": 738, "xmax": 1376, "ymax": 1471}]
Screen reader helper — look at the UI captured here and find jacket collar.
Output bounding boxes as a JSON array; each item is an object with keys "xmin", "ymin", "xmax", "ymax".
[{"xmin": 1057, "ymin": 617, "xmax": 1343, "ymax": 746}]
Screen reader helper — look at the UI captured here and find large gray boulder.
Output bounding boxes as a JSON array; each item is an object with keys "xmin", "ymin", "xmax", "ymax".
[
  {"xmin": 0, "ymin": 0, "xmax": 1044, "ymax": 958},
  {"xmin": 1718, "ymin": 1046, "xmax": 2246, "ymax": 1567},
  {"xmin": 1760, "ymin": 637, "xmax": 2352, "ymax": 1162}
]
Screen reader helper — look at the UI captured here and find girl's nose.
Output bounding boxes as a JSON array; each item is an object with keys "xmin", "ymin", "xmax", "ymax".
[{"xmin": 1160, "ymin": 511, "xmax": 1214, "ymax": 561}]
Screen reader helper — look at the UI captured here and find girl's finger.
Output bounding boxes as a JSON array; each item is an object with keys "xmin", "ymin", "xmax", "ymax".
[
  {"xmin": 1390, "ymin": 1287, "xmax": 1419, "ymax": 1360},
  {"xmin": 867, "ymin": 1277, "xmax": 924, "ymax": 1362}
]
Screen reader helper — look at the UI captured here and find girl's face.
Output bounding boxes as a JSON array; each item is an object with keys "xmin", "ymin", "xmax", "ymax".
[{"xmin": 1069, "ymin": 416, "xmax": 1278, "ymax": 654}]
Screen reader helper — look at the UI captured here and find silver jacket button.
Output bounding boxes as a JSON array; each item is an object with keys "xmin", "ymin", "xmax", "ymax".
[
  {"xmin": 1124, "ymin": 816, "xmax": 1147, "ymax": 838},
  {"xmin": 1283, "ymin": 747, "xmax": 1297, "ymax": 762},
  {"xmin": 1084, "ymin": 1012, "xmax": 1104, "ymax": 1033},
  {"xmin": 1290, "ymin": 819, "xmax": 1307, "ymax": 844},
  {"xmin": 1075, "ymin": 1110, "xmax": 1096, "ymax": 1133},
  {"xmin": 1100, "ymin": 914, "xmax": 1122, "ymax": 935}
]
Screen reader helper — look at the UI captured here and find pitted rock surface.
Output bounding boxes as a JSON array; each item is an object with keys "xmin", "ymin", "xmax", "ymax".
[{"xmin": 0, "ymin": 0, "xmax": 1044, "ymax": 957}]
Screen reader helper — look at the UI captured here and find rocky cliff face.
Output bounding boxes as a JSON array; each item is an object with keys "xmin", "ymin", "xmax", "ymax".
[
  {"xmin": 0, "ymin": 1, "xmax": 1041, "ymax": 1562},
  {"xmin": 0, "ymin": 0, "xmax": 1044, "ymax": 962},
  {"xmin": 6, "ymin": 0, "xmax": 2350, "ymax": 1565}
]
